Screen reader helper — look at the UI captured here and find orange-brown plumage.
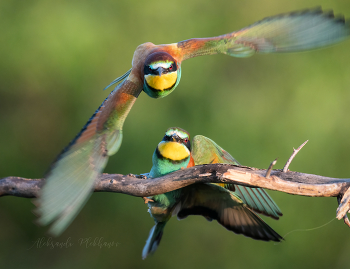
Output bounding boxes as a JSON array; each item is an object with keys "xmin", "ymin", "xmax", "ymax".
[
  {"xmin": 75, "ymin": 108, "xmax": 102, "ymax": 144},
  {"xmin": 186, "ymin": 155, "xmax": 195, "ymax": 168}
]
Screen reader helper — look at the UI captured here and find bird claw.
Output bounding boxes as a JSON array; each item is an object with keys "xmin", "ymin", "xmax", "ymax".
[{"xmin": 143, "ymin": 197, "xmax": 154, "ymax": 204}]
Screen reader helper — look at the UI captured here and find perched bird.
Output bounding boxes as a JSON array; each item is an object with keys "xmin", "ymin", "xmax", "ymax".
[
  {"xmin": 36, "ymin": 7, "xmax": 350, "ymax": 235},
  {"xmin": 143, "ymin": 127, "xmax": 282, "ymax": 259}
]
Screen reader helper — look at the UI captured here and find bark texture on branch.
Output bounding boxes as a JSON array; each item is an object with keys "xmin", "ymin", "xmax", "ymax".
[{"xmin": 1, "ymin": 164, "xmax": 350, "ymax": 226}]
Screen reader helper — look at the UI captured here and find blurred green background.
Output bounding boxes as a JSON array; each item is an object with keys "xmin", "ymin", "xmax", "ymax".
[{"xmin": 1, "ymin": 0, "xmax": 350, "ymax": 268}]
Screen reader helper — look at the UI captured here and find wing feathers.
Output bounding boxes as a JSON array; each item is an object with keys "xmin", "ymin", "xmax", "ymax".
[
  {"xmin": 36, "ymin": 136, "xmax": 108, "ymax": 235},
  {"xmin": 103, "ymin": 68, "xmax": 132, "ymax": 91},
  {"xmin": 179, "ymin": 7, "xmax": 349, "ymax": 60},
  {"xmin": 36, "ymin": 78, "xmax": 142, "ymax": 235},
  {"xmin": 192, "ymin": 135, "xmax": 282, "ymax": 219},
  {"xmin": 178, "ymin": 184, "xmax": 282, "ymax": 241}
]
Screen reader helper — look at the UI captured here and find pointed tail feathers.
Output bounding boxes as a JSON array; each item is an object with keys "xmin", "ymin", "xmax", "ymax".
[{"xmin": 142, "ymin": 222, "xmax": 166, "ymax": 259}]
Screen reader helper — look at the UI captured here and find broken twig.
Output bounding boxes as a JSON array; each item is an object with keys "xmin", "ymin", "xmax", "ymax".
[{"xmin": 266, "ymin": 158, "xmax": 278, "ymax": 178}]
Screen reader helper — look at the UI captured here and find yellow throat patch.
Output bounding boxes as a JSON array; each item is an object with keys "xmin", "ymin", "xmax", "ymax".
[
  {"xmin": 158, "ymin": 141, "xmax": 190, "ymax": 161},
  {"xmin": 145, "ymin": 72, "xmax": 177, "ymax": 91}
]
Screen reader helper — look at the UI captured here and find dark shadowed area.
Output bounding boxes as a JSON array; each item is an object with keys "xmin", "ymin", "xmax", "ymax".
[{"xmin": 1, "ymin": 0, "xmax": 350, "ymax": 268}]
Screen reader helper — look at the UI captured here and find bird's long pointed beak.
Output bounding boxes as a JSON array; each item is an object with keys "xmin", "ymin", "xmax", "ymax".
[
  {"xmin": 156, "ymin": 67, "xmax": 164, "ymax": 76},
  {"xmin": 171, "ymin": 134, "xmax": 177, "ymax": 142}
]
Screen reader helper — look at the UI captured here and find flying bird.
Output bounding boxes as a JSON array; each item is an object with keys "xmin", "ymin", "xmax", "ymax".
[
  {"xmin": 143, "ymin": 127, "xmax": 282, "ymax": 259},
  {"xmin": 36, "ymin": 7, "xmax": 350, "ymax": 236}
]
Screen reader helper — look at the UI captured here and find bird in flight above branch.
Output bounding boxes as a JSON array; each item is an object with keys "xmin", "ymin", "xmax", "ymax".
[
  {"xmin": 35, "ymin": 7, "xmax": 350, "ymax": 236},
  {"xmin": 143, "ymin": 127, "xmax": 282, "ymax": 259}
]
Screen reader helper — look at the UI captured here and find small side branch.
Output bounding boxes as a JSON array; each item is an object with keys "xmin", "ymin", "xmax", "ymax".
[
  {"xmin": 283, "ymin": 140, "xmax": 308, "ymax": 172},
  {"xmin": 265, "ymin": 158, "xmax": 278, "ymax": 178}
]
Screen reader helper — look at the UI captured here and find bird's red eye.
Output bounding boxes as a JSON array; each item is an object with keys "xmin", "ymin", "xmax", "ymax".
[
  {"xmin": 184, "ymin": 138, "xmax": 188, "ymax": 143},
  {"xmin": 169, "ymin": 65, "xmax": 173, "ymax": 70}
]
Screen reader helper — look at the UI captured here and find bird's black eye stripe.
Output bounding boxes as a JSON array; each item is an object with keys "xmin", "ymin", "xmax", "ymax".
[
  {"xmin": 144, "ymin": 63, "xmax": 177, "ymax": 76},
  {"xmin": 161, "ymin": 134, "xmax": 191, "ymax": 150},
  {"xmin": 162, "ymin": 135, "xmax": 175, "ymax": 142},
  {"xmin": 144, "ymin": 65, "xmax": 153, "ymax": 75}
]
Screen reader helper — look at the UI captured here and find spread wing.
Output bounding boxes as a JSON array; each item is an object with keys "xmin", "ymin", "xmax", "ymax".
[
  {"xmin": 192, "ymin": 135, "xmax": 282, "ymax": 219},
  {"xmin": 35, "ymin": 76, "xmax": 142, "ymax": 236},
  {"xmin": 177, "ymin": 183, "xmax": 282, "ymax": 241},
  {"xmin": 177, "ymin": 7, "xmax": 350, "ymax": 60}
]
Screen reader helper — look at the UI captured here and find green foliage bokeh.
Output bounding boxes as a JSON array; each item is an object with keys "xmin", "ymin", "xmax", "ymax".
[{"xmin": 1, "ymin": 0, "xmax": 350, "ymax": 268}]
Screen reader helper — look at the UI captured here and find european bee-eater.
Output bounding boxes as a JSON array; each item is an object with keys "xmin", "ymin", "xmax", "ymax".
[
  {"xmin": 36, "ymin": 7, "xmax": 349, "ymax": 235},
  {"xmin": 143, "ymin": 127, "xmax": 282, "ymax": 259}
]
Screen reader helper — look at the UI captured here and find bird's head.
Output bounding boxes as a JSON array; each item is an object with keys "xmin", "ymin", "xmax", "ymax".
[
  {"xmin": 156, "ymin": 127, "xmax": 191, "ymax": 162},
  {"xmin": 143, "ymin": 52, "xmax": 181, "ymax": 99}
]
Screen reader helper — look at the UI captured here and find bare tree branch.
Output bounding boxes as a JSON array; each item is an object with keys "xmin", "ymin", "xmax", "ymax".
[{"xmin": 1, "ymin": 163, "xmax": 350, "ymax": 227}]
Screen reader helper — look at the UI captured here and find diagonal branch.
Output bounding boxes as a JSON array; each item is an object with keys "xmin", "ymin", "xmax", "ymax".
[{"xmin": 283, "ymin": 140, "xmax": 308, "ymax": 172}]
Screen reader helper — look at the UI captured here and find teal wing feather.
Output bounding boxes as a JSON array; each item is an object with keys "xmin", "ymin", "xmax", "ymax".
[
  {"xmin": 192, "ymin": 135, "xmax": 282, "ymax": 219},
  {"xmin": 35, "ymin": 78, "xmax": 141, "ymax": 235},
  {"xmin": 177, "ymin": 183, "xmax": 282, "ymax": 241},
  {"xmin": 178, "ymin": 7, "xmax": 350, "ymax": 60},
  {"xmin": 36, "ymin": 135, "xmax": 108, "ymax": 235},
  {"xmin": 103, "ymin": 68, "xmax": 132, "ymax": 91}
]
